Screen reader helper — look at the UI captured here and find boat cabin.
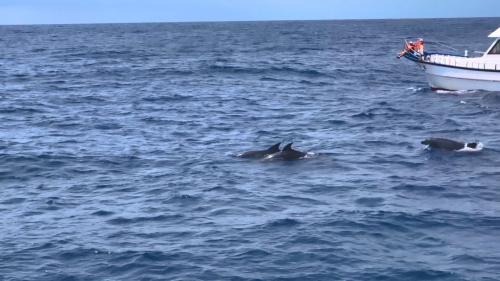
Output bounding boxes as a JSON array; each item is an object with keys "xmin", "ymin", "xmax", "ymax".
[{"xmin": 485, "ymin": 27, "xmax": 500, "ymax": 57}]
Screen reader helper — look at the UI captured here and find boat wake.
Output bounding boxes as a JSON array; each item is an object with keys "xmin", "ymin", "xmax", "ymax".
[
  {"xmin": 434, "ymin": 89, "xmax": 478, "ymax": 95},
  {"xmin": 407, "ymin": 86, "xmax": 477, "ymax": 95}
]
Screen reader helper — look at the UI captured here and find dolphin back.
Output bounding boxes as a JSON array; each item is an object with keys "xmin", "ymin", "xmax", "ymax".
[
  {"xmin": 423, "ymin": 138, "xmax": 465, "ymax": 151},
  {"xmin": 239, "ymin": 142, "xmax": 282, "ymax": 159}
]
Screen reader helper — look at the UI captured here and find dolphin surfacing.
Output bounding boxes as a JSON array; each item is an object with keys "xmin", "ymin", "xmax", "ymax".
[
  {"xmin": 265, "ymin": 142, "xmax": 307, "ymax": 161},
  {"xmin": 421, "ymin": 138, "xmax": 483, "ymax": 152},
  {"xmin": 238, "ymin": 142, "xmax": 281, "ymax": 159}
]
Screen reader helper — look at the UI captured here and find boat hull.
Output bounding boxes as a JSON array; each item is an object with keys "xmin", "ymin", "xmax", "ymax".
[{"xmin": 419, "ymin": 63, "xmax": 500, "ymax": 91}]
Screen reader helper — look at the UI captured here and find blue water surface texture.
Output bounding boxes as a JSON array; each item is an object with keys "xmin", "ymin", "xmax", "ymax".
[{"xmin": 1, "ymin": 18, "xmax": 500, "ymax": 281}]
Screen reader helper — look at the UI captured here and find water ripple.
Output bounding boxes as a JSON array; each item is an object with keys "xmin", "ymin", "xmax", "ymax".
[{"xmin": 1, "ymin": 19, "xmax": 500, "ymax": 281}]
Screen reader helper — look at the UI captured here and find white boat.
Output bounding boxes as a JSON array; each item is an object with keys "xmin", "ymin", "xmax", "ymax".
[{"xmin": 399, "ymin": 27, "xmax": 500, "ymax": 91}]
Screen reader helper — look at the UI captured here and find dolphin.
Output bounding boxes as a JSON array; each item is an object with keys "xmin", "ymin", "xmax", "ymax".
[
  {"xmin": 421, "ymin": 138, "xmax": 480, "ymax": 151},
  {"xmin": 265, "ymin": 142, "xmax": 307, "ymax": 161},
  {"xmin": 238, "ymin": 142, "xmax": 281, "ymax": 159}
]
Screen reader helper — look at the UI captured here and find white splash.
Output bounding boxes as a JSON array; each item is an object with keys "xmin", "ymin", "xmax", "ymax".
[
  {"xmin": 457, "ymin": 142, "xmax": 484, "ymax": 152},
  {"xmin": 407, "ymin": 86, "xmax": 424, "ymax": 93},
  {"xmin": 303, "ymin": 152, "xmax": 317, "ymax": 159}
]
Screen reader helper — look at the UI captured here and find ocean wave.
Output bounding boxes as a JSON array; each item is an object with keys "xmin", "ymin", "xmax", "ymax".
[
  {"xmin": 355, "ymin": 197, "xmax": 385, "ymax": 207},
  {"xmin": 233, "ymin": 249, "xmax": 271, "ymax": 259},
  {"xmin": 367, "ymin": 268, "xmax": 457, "ymax": 281},
  {"xmin": 141, "ymin": 94, "xmax": 193, "ymax": 103},
  {"xmin": 206, "ymin": 64, "xmax": 331, "ymax": 77},
  {"xmin": 264, "ymin": 218, "xmax": 302, "ymax": 228},
  {"xmin": 91, "ymin": 210, "xmax": 114, "ymax": 216},
  {"xmin": 107, "ymin": 214, "xmax": 184, "ymax": 225}
]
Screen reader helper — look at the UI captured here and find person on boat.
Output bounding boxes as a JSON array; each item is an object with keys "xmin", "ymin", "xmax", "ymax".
[
  {"xmin": 397, "ymin": 39, "xmax": 425, "ymax": 59},
  {"xmin": 397, "ymin": 42, "xmax": 415, "ymax": 58},
  {"xmin": 415, "ymin": 38, "xmax": 425, "ymax": 55}
]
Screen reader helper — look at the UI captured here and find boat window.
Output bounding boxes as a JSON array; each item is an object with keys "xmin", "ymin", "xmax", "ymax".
[{"xmin": 489, "ymin": 40, "xmax": 500, "ymax": 54}]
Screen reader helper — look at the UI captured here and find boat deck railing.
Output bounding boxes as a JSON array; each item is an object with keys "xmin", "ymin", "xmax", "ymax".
[{"xmin": 423, "ymin": 53, "xmax": 500, "ymax": 71}]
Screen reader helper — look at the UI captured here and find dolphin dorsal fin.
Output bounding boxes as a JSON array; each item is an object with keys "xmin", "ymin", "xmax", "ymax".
[
  {"xmin": 283, "ymin": 143, "xmax": 293, "ymax": 151},
  {"xmin": 268, "ymin": 142, "xmax": 281, "ymax": 152}
]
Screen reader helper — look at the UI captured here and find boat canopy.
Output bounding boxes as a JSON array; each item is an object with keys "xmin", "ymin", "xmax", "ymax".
[{"xmin": 488, "ymin": 27, "xmax": 500, "ymax": 38}]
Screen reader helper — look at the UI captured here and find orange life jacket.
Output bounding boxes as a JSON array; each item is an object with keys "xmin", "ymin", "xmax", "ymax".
[{"xmin": 415, "ymin": 41, "xmax": 424, "ymax": 53}]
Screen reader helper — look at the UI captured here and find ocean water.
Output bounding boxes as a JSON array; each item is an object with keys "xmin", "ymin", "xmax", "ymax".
[{"xmin": 1, "ymin": 18, "xmax": 500, "ymax": 281}]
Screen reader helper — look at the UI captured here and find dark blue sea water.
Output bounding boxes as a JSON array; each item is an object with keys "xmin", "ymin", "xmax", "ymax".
[{"xmin": 1, "ymin": 18, "xmax": 500, "ymax": 281}]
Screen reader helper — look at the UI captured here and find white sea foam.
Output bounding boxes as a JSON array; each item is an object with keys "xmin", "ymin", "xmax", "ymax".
[
  {"xmin": 435, "ymin": 89, "xmax": 477, "ymax": 95},
  {"xmin": 457, "ymin": 142, "xmax": 484, "ymax": 152},
  {"xmin": 407, "ymin": 86, "xmax": 424, "ymax": 93},
  {"xmin": 303, "ymin": 152, "xmax": 317, "ymax": 159}
]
